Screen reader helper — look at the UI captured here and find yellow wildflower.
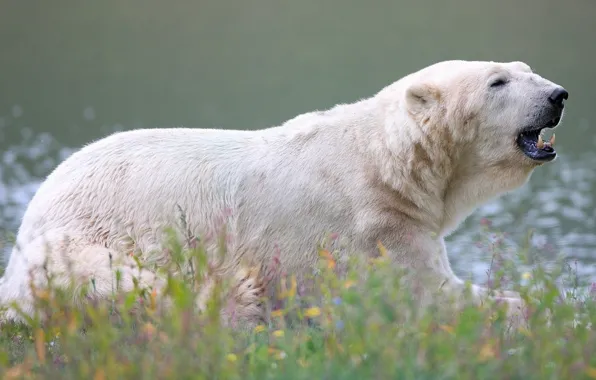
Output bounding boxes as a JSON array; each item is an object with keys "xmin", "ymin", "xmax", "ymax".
[
  {"xmin": 226, "ymin": 353, "xmax": 237, "ymax": 362},
  {"xmin": 273, "ymin": 330, "xmax": 285, "ymax": 338},
  {"xmin": 271, "ymin": 309, "xmax": 284, "ymax": 318},
  {"xmin": 376, "ymin": 241, "xmax": 388, "ymax": 257},
  {"xmin": 289, "ymin": 275, "xmax": 297, "ymax": 298},
  {"xmin": 254, "ymin": 325, "xmax": 266, "ymax": 333},
  {"xmin": 319, "ymin": 249, "xmax": 336, "ymax": 269},
  {"xmin": 522, "ymin": 272, "xmax": 532, "ymax": 280},
  {"xmin": 327, "ymin": 259, "xmax": 336, "ymax": 269},
  {"xmin": 478, "ymin": 343, "xmax": 496, "ymax": 362},
  {"xmin": 304, "ymin": 307, "xmax": 321, "ymax": 318},
  {"xmin": 278, "ymin": 275, "xmax": 297, "ymax": 299},
  {"xmin": 586, "ymin": 367, "xmax": 596, "ymax": 378},
  {"xmin": 439, "ymin": 325, "xmax": 454, "ymax": 335}
]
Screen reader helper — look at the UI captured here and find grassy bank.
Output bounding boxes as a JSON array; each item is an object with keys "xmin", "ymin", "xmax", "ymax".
[{"xmin": 0, "ymin": 226, "xmax": 594, "ymax": 380}]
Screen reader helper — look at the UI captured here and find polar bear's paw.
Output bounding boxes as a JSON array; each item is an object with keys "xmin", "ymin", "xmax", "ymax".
[{"xmin": 222, "ymin": 266, "xmax": 269, "ymax": 329}]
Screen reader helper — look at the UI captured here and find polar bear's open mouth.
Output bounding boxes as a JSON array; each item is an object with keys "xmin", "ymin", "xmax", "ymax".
[{"xmin": 516, "ymin": 120, "xmax": 559, "ymax": 162}]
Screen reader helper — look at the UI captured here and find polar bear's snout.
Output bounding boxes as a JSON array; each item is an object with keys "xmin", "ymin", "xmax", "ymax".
[
  {"xmin": 541, "ymin": 85, "xmax": 568, "ymax": 128},
  {"xmin": 516, "ymin": 84, "xmax": 568, "ymax": 163},
  {"xmin": 548, "ymin": 86, "xmax": 568, "ymax": 110}
]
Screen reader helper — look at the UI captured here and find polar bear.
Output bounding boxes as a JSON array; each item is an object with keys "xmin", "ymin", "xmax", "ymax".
[{"xmin": 0, "ymin": 60, "xmax": 568, "ymax": 328}]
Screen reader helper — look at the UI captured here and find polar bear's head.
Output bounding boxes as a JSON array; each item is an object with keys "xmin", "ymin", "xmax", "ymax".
[
  {"xmin": 380, "ymin": 60, "xmax": 568, "ymax": 232},
  {"xmin": 403, "ymin": 60, "xmax": 567, "ymax": 166}
]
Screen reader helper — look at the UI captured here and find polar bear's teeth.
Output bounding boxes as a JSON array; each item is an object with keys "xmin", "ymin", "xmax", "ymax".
[
  {"xmin": 537, "ymin": 135, "xmax": 545, "ymax": 149},
  {"xmin": 549, "ymin": 134, "xmax": 556, "ymax": 146}
]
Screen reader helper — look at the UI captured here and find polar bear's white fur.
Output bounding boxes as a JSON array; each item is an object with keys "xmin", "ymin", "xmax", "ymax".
[{"xmin": 0, "ymin": 60, "xmax": 567, "ymax": 326}]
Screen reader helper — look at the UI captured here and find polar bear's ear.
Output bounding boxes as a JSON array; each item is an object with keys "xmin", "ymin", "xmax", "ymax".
[
  {"xmin": 511, "ymin": 61, "xmax": 532, "ymax": 73},
  {"xmin": 405, "ymin": 82, "xmax": 441, "ymax": 115}
]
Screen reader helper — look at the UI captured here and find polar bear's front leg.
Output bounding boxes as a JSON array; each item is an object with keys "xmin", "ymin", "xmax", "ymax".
[
  {"xmin": 375, "ymin": 232, "xmax": 528, "ymax": 328},
  {"xmin": 470, "ymin": 284, "xmax": 522, "ymax": 300},
  {"xmin": 434, "ymin": 240, "xmax": 523, "ymax": 300}
]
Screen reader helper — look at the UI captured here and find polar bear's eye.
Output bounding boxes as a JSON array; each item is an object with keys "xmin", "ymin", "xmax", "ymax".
[{"xmin": 490, "ymin": 79, "xmax": 508, "ymax": 88}]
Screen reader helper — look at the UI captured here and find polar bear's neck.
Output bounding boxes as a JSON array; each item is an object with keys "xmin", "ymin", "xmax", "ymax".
[
  {"xmin": 366, "ymin": 99, "xmax": 530, "ymax": 237},
  {"xmin": 273, "ymin": 91, "xmax": 528, "ymax": 238},
  {"xmin": 362, "ymin": 93, "xmax": 477, "ymax": 236}
]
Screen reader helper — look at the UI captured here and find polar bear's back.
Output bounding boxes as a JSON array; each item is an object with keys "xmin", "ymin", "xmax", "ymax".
[
  {"xmin": 15, "ymin": 128, "xmax": 272, "ymax": 248},
  {"xmin": 14, "ymin": 103, "xmax": 382, "ymax": 273}
]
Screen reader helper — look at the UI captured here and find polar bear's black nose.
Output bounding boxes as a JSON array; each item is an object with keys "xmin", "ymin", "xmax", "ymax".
[{"xmin": 548, "ymin": 87, "xmax": 568, "ymax": 108}]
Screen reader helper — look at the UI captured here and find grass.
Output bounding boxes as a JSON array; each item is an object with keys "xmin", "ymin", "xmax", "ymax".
[{"xmin": 0, "ymin": 224, "xmax": 595, "ymax": 380}]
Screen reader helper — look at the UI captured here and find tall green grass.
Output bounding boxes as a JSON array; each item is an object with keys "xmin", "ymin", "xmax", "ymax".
[{"xmin": 0, "ymin": 224, "xmax": 594, "ymax": 380}]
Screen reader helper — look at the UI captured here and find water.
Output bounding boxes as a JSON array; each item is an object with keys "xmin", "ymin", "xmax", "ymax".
[{"xmin": 1, "ymin": 0, "xmax": 595, "ymax": 285}]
